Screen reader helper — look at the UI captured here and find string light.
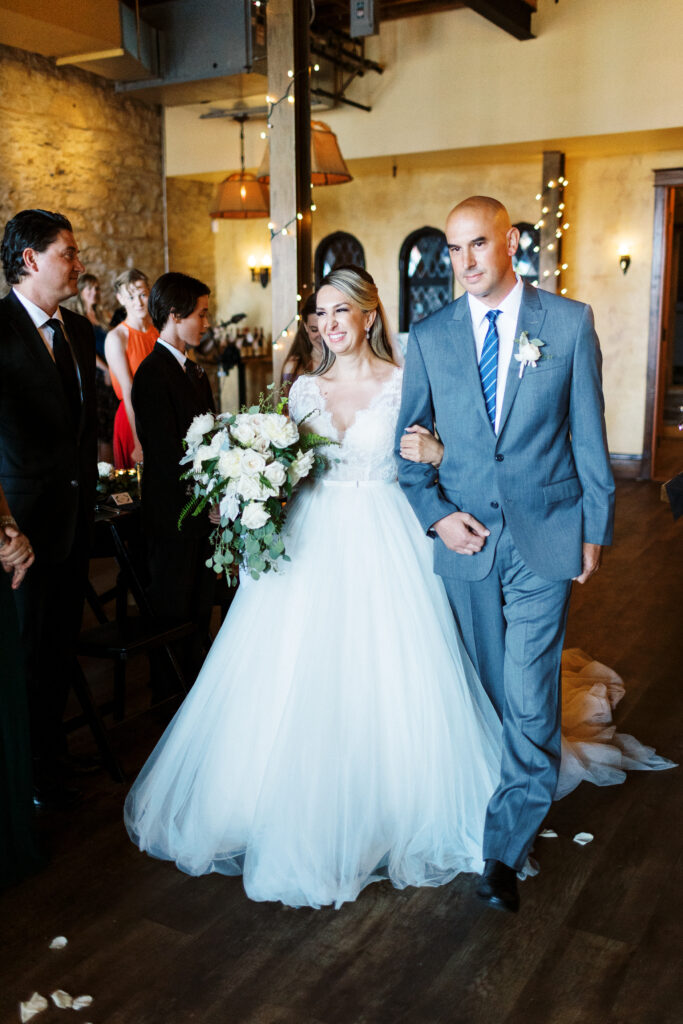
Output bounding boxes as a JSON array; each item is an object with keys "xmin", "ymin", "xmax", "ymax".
[{"xmin": 534, "ymin": 167, "xmax": 571, "ymax": 296}]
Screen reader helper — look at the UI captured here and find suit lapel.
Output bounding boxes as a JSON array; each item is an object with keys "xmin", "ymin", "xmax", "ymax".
[
  {"xmin": 497, "ymin": 282, "xmax": 547, "ymax": 439},
  {"xmin": 448, "ymin": 295, "xmax": 492, "ymax": 432}
]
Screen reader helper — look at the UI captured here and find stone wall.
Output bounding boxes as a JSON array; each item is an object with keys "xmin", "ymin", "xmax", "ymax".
[
  {"xmin": 0, "ymin": 42, "xmax": 165, "ymax": 311},
  {"xmin": 166, "ymin": 177, "xmax": 217, "ymax": 309}
]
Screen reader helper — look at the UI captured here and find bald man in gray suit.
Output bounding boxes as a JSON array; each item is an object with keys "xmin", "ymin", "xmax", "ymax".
[{"xmin": 396, "ymin": 196, "xmax": 614, "ymax": 912}]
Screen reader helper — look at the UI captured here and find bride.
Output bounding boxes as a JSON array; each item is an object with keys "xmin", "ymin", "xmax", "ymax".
[{"xmin": 125, "ymin": 266, "xmax": 672, "ymax": 909}]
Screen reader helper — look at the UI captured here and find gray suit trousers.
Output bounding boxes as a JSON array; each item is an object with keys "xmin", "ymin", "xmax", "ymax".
[{"xmin": 442, "ymin": 526, "xmax": 572, "ymax": 871}]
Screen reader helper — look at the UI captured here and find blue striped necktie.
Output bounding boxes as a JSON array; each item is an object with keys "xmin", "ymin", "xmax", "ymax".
[{"xmin": 479, "ymin": 309, "xmax": 501, "ymax": 428}]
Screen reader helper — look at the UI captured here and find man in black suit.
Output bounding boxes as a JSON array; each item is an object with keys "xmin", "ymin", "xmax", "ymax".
[
  {"xmin": 132, "ymin": 272, "xmax": 216, "ymax": 684},
  {"xmin": 0, "ymin": 209, "xmax": 97, "ymax": 806}
]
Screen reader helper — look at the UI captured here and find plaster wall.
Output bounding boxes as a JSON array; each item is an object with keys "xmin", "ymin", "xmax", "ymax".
[{"xmin": 201, "ymin": 144, "xmax": 683, "ymax": 457}]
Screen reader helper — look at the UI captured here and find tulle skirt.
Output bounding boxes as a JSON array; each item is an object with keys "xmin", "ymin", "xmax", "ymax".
[
  {"xmin": 125, "ymin": 480, "xmax": 502, "ymax": 908},
  {"xmin": 125, "ymin": 479, "xmax": 674, "ymax": 908}
]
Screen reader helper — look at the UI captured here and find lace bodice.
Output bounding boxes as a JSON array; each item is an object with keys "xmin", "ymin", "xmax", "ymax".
[{"xmin": 289, "ymin": 368, "xmax": 403, "ymax": 482}]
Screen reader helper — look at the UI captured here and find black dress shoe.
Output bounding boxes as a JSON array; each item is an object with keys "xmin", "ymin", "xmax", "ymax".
[{"xmin": 476, "ymin": 859, "xmax": 519, "ymax": 913}]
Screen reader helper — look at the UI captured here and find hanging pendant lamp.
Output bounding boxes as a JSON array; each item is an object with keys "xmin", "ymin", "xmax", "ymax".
[
  {"xmin": 256, "ymin": 120, "xmax": 353, "ymax": 186},
  {"xmin": 210, "ymin": 116, "xmax": 270, "ymax": 220}
]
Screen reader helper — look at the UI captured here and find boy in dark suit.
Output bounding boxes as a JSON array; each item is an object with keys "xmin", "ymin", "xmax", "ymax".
[{"xmin": 132, "ymin": 272, "xmax": 216, "ymax": 684}]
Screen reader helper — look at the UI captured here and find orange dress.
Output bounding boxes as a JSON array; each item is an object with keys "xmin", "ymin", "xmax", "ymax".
[{"xmin": 111, "ymin": 322, "xmax": 159, "ymax": 468}]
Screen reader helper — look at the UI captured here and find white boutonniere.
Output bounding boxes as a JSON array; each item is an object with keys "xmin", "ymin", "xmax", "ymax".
[{"xmin": 514, "ymin": 331, "xmax": 546, "ymax": 378}]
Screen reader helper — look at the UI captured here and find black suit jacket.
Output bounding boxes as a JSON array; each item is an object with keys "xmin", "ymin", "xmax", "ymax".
[
  {"xmin": 0, "ymin": 290, "xmax": 97, "ymax": 563},
  {"xmin": 132, "ymin": 343, "xmax": 215, "ymax": 539}
]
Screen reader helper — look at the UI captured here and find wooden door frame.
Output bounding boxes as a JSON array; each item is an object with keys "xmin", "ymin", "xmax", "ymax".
[{"xmin": 642, "ymin": 167, "xmax": 683, "ymax": 479}]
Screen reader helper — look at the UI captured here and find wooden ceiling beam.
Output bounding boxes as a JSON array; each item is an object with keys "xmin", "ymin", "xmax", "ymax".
[{"xmin": 462, "ymin": 0, "xmax": 534, "ymax": 40}]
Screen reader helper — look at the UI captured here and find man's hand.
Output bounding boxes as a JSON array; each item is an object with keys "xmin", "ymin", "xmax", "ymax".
[
  {"xmin": 208, "ymin": 504, "xmax": 221, "ymax": 525},
  {"xmin": 0, "ymin": 524, "xmax": 35, "ymax": 589},
  {"xmin": 573, "ymin": 542, "xmax": 602, "ymax": 584},
  {"xmin": 434, "ymin": 511, "xmax": 490, "ymax": 556}
]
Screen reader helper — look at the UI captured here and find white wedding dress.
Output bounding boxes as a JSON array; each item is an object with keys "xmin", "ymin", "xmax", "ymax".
[{"xmin": 125, "ymin": 367, "xmax": 673, "ymax": 908}]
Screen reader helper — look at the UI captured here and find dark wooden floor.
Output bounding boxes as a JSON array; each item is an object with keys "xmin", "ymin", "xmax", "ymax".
[{"xmin": 2, "ymin": 481, "xmax": 682, "ymax": 1024}]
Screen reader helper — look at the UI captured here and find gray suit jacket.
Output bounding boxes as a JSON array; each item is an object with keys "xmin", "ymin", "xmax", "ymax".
[{"xmin": 396, "ymin": 283, "xmax": 615, "ymax": 582}]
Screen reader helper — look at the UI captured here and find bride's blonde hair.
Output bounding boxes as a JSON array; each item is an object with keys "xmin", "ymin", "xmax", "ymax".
[{"xmin": 312, "ymin": 265, "xmax": 396, "ymax": 376}]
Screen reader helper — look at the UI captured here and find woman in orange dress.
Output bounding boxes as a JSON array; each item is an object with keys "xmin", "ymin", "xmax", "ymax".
[{"xmin": 104, "ymin": 269, "xmax": 158, "ymax": 468}]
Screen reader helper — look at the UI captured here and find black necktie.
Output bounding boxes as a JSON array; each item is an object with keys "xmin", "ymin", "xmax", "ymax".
[
  {"xmin": 47, "ymin": 318, "xmax": 80, "ymax": 424},
  {"xmin": 185, "ymin": 359, "xmax": 205, "ymax": 391}
]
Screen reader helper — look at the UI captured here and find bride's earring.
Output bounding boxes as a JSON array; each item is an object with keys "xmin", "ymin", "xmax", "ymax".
[{"xmin": 365, "ymin": 325, "xmax": 371, "ymax": 339}]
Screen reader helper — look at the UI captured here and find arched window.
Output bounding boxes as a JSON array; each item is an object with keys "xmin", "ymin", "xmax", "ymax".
[
  {"xmin": 399, "ymin": 227, "xmax": 453, "ymax": 331},
  {"xmin": 512, "ymin": 221, "xmax": 541, "ymax": 284},
  {"xmin": 314, "ymin": 231, "xmax": 365, "ymax": 284}
]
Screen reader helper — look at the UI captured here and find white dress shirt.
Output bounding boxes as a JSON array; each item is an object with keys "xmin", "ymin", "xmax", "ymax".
[
  {"xmin": 157, "ymin": 337, "xmax": 187, "ymax": 368},
  {"xmin": 467, "ymin": 276, "xmax": 524, "ymax": 434},
  {"xmin": 12, "ymin": 287, "xmax": 67, "ymax": 360}
]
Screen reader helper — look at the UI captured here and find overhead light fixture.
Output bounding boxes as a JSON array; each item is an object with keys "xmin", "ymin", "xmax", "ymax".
[
  {"xmin": 210, "ymin": 115, "xmax": 269, "ymax": 220},
  {"xmin": 256, "ymin": 120, "xmax": 353, "ymax": 186}
]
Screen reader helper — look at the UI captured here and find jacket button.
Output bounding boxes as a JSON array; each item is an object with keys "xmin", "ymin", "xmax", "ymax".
[
  {"xmin": 495, "ymin": 454, "xmax": 504, "ymax": 462},
  {"xmin": 490, "ymin": 501, "xmax": 499, "ymax": 509}
]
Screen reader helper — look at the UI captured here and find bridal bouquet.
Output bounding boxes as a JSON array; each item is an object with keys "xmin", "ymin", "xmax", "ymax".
[{"xmin": 179, "ymin": 405, "xmax": 329, "ymax": 583}]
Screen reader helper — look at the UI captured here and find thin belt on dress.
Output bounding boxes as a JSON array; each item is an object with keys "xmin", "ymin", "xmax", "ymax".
[{"xmin": 322, "ymin": 479, "xmax": 398, "ymax": 488}]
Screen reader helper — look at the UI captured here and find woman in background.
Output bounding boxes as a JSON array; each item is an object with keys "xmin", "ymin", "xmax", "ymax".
[
  {"xmin": 280, "ymin": 293, "xmax": 323, "ymax": 397},
  {"xmin": 76, "ymin": 273, "xmax": 117, "ymax": 463},
  {"xmin": 104, "ymin": 269, "xmax": 158, "ymax": 468}
]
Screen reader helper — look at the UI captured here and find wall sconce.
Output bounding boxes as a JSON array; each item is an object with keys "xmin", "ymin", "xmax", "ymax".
[
  {"xmin": 618, "ymin": 246, "xmax": 631, "ymax": 274},
  {"xmin": 248, "ymin": 253, "xmax": 272, "ymax": 288}
]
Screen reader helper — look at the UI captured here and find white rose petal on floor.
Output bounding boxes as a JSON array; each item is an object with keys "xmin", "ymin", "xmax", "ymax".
[
  {"xmin": 50, "ymin": 990, "xmax": 73, "ymax": 1008},
  {"xmin": 19, "ymin": 993, "xmax": 48, "ymax": 1022},
  {"xmin": 573, "ymin": 832, "xmax": 594, "ymax": 845},
  {"xmin": 48, "ymin": 936, "xmax": 68, "ymax": 949}
]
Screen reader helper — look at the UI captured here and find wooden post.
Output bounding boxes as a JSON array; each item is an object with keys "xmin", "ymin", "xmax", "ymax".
[
  {"xmin": 267, "ymin": 0, "xmax": 312, "ymax": 387},
  {"xmin": 538, "ymin": 151, "xmax": 565, "ymax": 295}
]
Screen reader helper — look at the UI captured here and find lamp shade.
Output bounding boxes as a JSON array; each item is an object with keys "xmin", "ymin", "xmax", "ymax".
[
  {"xmin": 210, "ymin": 172, "xmax": 270, "ymax": 219},
  {"xmin": 257, "ymin": 120, "xmax": 353, "ymax": 186}
]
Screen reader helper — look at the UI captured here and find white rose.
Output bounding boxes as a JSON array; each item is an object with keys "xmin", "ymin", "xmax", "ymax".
[
  {"xmin": 97, "ymin": 461, "xmax": 114, "ymax": 478},
  {"xmin": 240, "ymin": 450, "xmax": 267, "ymax": 477},
  {"xmin": 237, "ymin": 474, "xmax": 274, "ymax": 501},
  {"xmin": 261, "ymin": 414, "xmax": 299, "ymax": 448},
  {"xmin": 192, "ymin": 431, "xmax": 224, "ymax": 472},
  {"xmin": 251, "ymin": 434, "xmax": 272, "ymax": 454},
  {"xmin": 186, "ymin": 411, "xmax": 215, "ymax": 447},
  {"xmin": 264, "ymin": 461, "xmax": 287, "ymax": 489},
  {"xmin": 241, "ymin": 501, "xmax": 271, "ymax": 530},
  {"xmin": 217, "ymin": 448, "xmax": 243, "ymax": 479},
  {"xmin": 231, "ymin": 422, "xmax": 257, "ymax": 446}
]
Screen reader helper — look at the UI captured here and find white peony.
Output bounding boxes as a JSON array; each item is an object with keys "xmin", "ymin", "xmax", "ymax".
[
  {"xmin": 186, "ymin": 411, "xmax": 215, "ymax": 447},
  {"xmin": 97, "ymin": 461, "xmax": 114, "ymax": 478},
  {"xmin": 241, "ymin": 501, "xmax": 271, "ymax": 530},
  {"xmin": 217, "ymin": 447, "xmax": 243, "ymax": 479},
  {"xmin": 261, "ymin": 414, "xmax": 299, "ymax": 448},
  {"xmin": 240, "ymin": 450, "xmax": 267, "ymax": 477},
  {"xmin": 264, "ymin": 461, "xmax": 287, "ymax": 489}
]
